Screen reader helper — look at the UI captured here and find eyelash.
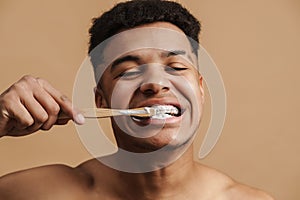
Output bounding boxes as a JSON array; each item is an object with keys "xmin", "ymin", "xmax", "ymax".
[
  {"xmin": 167, "ymin": 62, "xmax": 189, "ymax": 71},
  {"xmin": 119, "ymin": 71, "xmax": 141, "ymax": 77},
  {"xmin": 167, "ymin": 66, "xmax": 188, "ymax": 71}
]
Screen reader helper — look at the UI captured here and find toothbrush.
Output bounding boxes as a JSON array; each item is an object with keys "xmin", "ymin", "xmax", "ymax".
[{"xmin": 58, "ymin": 106, "xmax": 178, "ymax": 119}]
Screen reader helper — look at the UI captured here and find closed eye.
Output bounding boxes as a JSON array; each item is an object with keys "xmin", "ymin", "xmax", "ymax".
[
  {"xmin": 117, "ymin": 69, "xmax": 143, "ymax": 79},
  {"xmin": 165, "ymin": 63, "xmax": 189, "ymax": 73},
  {"xmin": 170, "ymin": 67, "xmax": 188, "ymax": 71}
]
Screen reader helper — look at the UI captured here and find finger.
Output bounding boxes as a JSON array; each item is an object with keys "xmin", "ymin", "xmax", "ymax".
[
  {"xmin": 20, "ymin": 93, "xmax": 48, "ymax": 128},
  {"xmin": 4, "ymin": 99, "xmax": 35, "ymax": 130},
  {"xmin": 36, "ymin": 78, "xmax": 85, "ymax": 124},
  {"xmin": 1, "ymin": 103, "xmax": 44, "ymax": 137},
  {"xmin": 8, "ymin": 75, "xmax": 47, "ymax": 129},
  {"xmin": 33, "ymin": 87, "xmax": 60, "ymax": 130}
]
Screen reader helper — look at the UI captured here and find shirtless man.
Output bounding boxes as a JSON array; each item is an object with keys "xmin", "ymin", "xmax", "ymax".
[{"xmin": 0, "ymin": 0, "xmax": 274, "ymax": 199}]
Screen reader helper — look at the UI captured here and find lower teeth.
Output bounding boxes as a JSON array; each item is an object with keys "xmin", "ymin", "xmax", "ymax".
[
  {"xmin": 151, "ymin": 113, "xmax": 172, "ymax": 119},
  {"xmin": 132, "ymin": 116, "xmax": 148, "ymax": 122}
]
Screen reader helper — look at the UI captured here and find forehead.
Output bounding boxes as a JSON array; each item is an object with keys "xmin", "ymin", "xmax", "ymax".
[{"xmin": 102, "ymin": 27, "xmax": 193, "ymax": 64}]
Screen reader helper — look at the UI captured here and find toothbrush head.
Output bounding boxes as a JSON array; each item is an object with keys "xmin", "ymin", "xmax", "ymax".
[{"xmin": 144, "ymin": 105, "xmax": 179, "ymax": 117}]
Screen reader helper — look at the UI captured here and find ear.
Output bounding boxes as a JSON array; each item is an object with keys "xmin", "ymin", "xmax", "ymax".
[
  {"xmin": 94, "ymin": 87, "xmax": 108, "ymax": 108},
  {"xmin": 199, "ymin": 75, "xmax": 205, "ymax": 103}
]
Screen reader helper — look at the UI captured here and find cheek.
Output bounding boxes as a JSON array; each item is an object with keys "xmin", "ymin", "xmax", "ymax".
[
  {"xmin": 171, "ymin": 75, "xmax": 204, "ymax": 127},
  {"xmin": 171, "ymin": 75, "xmax": 203, "ymax": 104},
  {"xmin": 110, "ymin": 80, "xmax": 141, "ymax": 108}
]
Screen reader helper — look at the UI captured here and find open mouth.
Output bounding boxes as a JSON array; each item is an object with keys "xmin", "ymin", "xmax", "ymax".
[{"xmin": 131, "ymin": 105, "xmax": 183, "ymax": 122}]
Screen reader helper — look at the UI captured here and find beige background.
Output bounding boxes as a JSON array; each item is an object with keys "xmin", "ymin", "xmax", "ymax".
[{"xmin": 0, "ymin": 0, "xmax": 299, "ymax": 199}]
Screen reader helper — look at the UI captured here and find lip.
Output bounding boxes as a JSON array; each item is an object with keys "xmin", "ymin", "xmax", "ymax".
[{"xmin": 132, "ymin": 98, "xmax": 182, "ymax": 110}]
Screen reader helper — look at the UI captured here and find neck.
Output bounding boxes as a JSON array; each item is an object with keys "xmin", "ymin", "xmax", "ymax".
[{"xmin": 94, "ymin": 145, "xmax": 199, "ymax": 199}]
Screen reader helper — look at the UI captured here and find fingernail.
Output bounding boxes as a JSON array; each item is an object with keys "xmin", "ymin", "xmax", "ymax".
[{"xmin": 75, "ymin": 113, "xmax": 85, "ymax": 125}]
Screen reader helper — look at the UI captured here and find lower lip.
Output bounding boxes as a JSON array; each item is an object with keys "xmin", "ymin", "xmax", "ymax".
[{"xmin": 131, "ymin": 114, "xmax": 183, "ymax": 126}]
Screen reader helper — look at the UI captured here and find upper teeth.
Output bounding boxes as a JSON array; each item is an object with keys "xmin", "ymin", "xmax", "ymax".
[
  {"xmin": 131, "ymin": 105, "xmax": 180, "ymax": 121},
  {"xmin": 153, "ymin": 105, "xmax": 179, "ymax": 115}
]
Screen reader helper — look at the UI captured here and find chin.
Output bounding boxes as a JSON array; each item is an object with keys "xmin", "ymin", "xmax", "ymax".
[{"xmin": 116, "ymin": 128, "xmax": 194, "ymax": 153}]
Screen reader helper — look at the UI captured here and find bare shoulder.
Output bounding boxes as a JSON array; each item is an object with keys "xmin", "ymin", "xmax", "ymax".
[
  {"xmin": 194, "ymin": 163, "xmax": 274, "ymax": 200},
  {"xmin": 0, "ymin": 164, "xmax": 93, "ymax": 200},
  {"xmin": 223, "ymin": 181, "xmax": 275, "ymax": 200}
]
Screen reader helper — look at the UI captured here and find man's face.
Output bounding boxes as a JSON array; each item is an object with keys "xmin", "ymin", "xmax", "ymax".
[{"xmin": 95, "ymin": 22, "xmax": 204, "ymax": 152}]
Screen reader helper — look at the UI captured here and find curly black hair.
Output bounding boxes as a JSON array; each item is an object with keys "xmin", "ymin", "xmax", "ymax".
[{"xmin": 88, "ymin": 0, "xmax": 201, "ymax": 54}]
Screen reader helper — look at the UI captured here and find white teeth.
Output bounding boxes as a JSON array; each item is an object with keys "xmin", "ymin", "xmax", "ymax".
[
  {"xmin": 152, "ymin": 105, "xmax": 179, "ymax": 119},
  {"xmin": 153, "ymin": 105, "xmax": 179, "ymax": 115},
  {"xmin": 151, "ymin": 113, "xmax": 173, "ymax": 119},
  {"xmin": 132, "ymin": 116, "xmax": 143, "ymax": 122},
  {"xmin": 132, "ymin": 105, "xmax": 180, "ymax": 122}
]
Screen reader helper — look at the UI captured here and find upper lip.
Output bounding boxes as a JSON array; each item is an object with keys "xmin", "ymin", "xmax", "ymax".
[{"xmin": 132, "ymin": 98, "xmax": 182, "ymax": 110}]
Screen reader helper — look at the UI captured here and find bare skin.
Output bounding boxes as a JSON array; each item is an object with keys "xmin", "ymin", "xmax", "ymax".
[
  {"xmin": 0, "ymin": 151, "xmax": 273, "ymax": 200},
  {"xmin": 0, "ymin": 150, "xmax": 272, "ymax": 200},
  {"xmin": 0, "ymin": 22, "xmax": 274, "ymax": 200}
]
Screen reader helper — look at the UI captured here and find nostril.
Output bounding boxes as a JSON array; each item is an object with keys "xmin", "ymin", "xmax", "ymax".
[
  {"xmin": 140, "ymin": 82, "xmax": 167, "ymax": 94},
  {"xmin": 143, "ymin": 89, "xmax": 155, "ymax": 95}
]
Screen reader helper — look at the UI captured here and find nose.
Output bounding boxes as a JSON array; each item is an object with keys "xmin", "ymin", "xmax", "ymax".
[{"xmin": 139, "ymin": 65, "xmax": 170, "ymax": 95}]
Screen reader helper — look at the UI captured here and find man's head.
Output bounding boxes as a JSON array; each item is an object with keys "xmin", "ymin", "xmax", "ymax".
[
  {"xmin": 89, "ymin": 0, "xmax": 204, "ymax": 153},
  {"xmin": 88, "ymin": 0, "xmax": 201, "ymax": 54}
]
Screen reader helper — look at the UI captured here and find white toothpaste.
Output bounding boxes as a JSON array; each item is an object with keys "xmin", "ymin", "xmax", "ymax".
[{"xmin": 151, "ymin": 105, "xmax": 179, "ymax": 119}]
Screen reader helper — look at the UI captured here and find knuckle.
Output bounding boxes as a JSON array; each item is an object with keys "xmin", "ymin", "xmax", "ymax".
[
  {"xmin": 12, "ymin": 82, "xmax": 27, "ymax": 91},
  {"xmin": 22, "ymin": 75, "xmax": 35, "ymax": 82},
  {"xmin": 41, "ymin": 115, "xmax": 57, "ymax": 131},
  {"xmin": 1, "ymin": 99, "xmax": 17, "ymax": 114},
  {"xmin": 36, "ymin": 112, "xmax": 49, "ymax": 123},
  {"xmin": 36, "ymin": 77, "xmax": 46, "ymax": 86},
  {"xmin": 48, "ymin": 104, "xmax": 60, "ymax": 116},
  {"xmin": 60, "ymin": 95, "xmax": 69, "ymax": 102},
  {"xmin": 21, "ymin": 117, "xmax": 34, "ymax": 127},
  {"xmin": 19, "ymin": 75, "xmax": 39, "ymax": 88},
  {"xmin": 22, "ymin": 76, "xmax": 36, "ymax": 85}
]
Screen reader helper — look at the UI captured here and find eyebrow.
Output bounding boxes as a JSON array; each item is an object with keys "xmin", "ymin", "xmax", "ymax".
[
  {"xmin": 166, "ymin": 50, "xmax": 194, "ymax": 64},
  {"xmin": 166, "ymin": 50, "xmax": 187, "ymax": 57}
]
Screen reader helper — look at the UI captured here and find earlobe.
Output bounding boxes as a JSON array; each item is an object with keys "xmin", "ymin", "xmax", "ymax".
[{"xmin": 94, "ymin": 87, "xmax": 108, "ymax": 108}]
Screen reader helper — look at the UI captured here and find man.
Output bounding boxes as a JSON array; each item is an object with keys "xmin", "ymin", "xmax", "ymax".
[{"xmin": 0, "ymin": 0, "xmax": 273, "ymax": 199}]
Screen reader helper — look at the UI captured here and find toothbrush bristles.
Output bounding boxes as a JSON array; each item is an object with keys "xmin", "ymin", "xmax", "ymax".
[{"xmin": 144, "ymin": 105, "xmax": 179, "ymax": 116}]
